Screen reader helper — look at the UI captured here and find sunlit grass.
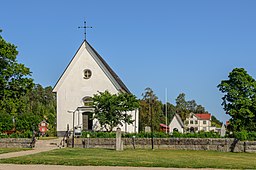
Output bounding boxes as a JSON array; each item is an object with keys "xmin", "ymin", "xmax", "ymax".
[
  {"xmin": 0, "ymin": 148, "xmax": 31, "ymax": 154},
  {"xmin": 0, "ymin": 148, "xmax": 255, "ymax": 169}
]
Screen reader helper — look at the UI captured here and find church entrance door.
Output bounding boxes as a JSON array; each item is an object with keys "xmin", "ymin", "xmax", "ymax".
[{"xmin": 82, "ymin": 112, "xmax": 93, "ymax": 131}]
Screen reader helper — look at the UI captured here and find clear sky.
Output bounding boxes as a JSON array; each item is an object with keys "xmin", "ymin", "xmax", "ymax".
[{"xmin": 1, "ymin": 0, "xmax": 256, "ymax": 122}]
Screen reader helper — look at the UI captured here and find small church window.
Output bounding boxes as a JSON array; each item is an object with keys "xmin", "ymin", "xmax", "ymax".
[
  {"xmin": 84, "ymin": 69, "xmax": 92, "ymax": 79},
  {"xmin": 83, "ymin": 96, "xmax": 93, "ymax": 106}
]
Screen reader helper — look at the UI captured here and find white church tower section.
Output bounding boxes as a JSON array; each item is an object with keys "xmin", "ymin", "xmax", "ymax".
[{"xmin": 53, "ymin": 41, "xmax": 139, "ymax": 136}]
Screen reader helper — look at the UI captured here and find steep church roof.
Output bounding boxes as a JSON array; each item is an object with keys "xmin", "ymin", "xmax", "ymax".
[
  {"xmin": 86, "ymin": 41, "xmax": 130, "ymax": 93},
  {"xmin": 53, "ymin": 40, "xmax": 130, "ymax": 93}
]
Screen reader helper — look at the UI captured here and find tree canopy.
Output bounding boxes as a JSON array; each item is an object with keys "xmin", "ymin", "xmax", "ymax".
[
  {"xmin": 0, "ymin": 32, "xmax": 56, "ymax": 135},
  {"xmin": 175, "ymin": 93, "xmax": 206, "ymax": 121},
  {"xmin": 139, "ymin": 88, "xmax": 164, "ymax": 132},
  {"xmin": 218, "ymin": 68, "xmax": 256, "ymax": 132},
  {"xmin": 91, "ymin": 91, "xmax": 139, "ymax": 132}
]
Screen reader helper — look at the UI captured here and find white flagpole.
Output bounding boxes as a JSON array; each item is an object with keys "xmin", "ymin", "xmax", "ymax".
[{"xmin": 165, "ymin": 88, "xmax": 168, "ymax": 134}]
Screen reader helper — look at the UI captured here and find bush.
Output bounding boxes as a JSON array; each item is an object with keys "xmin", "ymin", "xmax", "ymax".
[
  {"xmin": 234, "ymin": 131, "xmax": 256, "ymax": 141},
  {"xmin": 171, "ymin": 131, "xmax": 220, "ymax": 138},
  {"xmin": 80, "ymin": 131, "xmax": 222, "ymax": 139},
  {"xmin": 0, "ymin": 131, "xmax": 33, "ymax": 138}
]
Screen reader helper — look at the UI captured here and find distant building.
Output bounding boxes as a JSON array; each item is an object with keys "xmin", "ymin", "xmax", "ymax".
[
  {"xmin": 169, "ymin": 112, "xmax": 222, "ymax": 133},
  {"xmin": 169, "ymin": 114, "xmax": 184, "ymax": 133},
  {"xmin": 185, "ymin": 113, "xmax": 213, "ymax": 132}
]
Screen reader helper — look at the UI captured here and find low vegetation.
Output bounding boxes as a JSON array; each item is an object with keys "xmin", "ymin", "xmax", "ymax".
[
  {"xmin": 0, "ymin": 148, "xmax": 255, "ymax": 169},
  {"xmin": 0, "ymin": 148, "xmax": 31, "ymax": 154},
  {"xmin": 81, "ymin": 131, "xmax": 221, "ymax": 138}
]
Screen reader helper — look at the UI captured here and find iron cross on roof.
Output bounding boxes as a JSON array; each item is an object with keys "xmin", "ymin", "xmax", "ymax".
[{"xmin": 78, "ymin": 21, "xmax": 92, "ymax": 41}]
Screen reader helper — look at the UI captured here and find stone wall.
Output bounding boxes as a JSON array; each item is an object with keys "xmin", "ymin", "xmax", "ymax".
[
  {"xmin": 0, "ymin": 138, "xmax": 32, "ymax": 148},
  {"xmin": 68, "ymin": 138, "xmax": 256, "ymax": 153}
]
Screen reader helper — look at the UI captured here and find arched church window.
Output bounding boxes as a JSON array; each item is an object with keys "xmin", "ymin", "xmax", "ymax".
[
  {"xmin": 83, "ymin": 69, "xmax": 92, "ymax": 79},
  {"xmin": 173, "ymin": 128, "xmax": 178, "ymax": 132},
  {"xmin": 82, "ymin": 96, "xmax": 93, "ymax": 106}
]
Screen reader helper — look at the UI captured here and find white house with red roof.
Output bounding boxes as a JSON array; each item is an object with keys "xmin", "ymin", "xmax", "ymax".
[{"xmin": 185, "ymin": 113, "xmax": 215, "ymax": 132}]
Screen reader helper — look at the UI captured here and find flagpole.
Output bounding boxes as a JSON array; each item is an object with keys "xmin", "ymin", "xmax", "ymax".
[{"xmin": 165, "ymin": 88, "xmax": 168, "ymax": 134}]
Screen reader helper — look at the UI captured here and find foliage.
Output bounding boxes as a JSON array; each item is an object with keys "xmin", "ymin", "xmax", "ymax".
[
  {"xmin": 81, "ymin": 131, "xmax": 221, "ymax": 139},
  {"xmin": 0, "ymin": 32, "xmax": 34, "ymax": 116},
  {"xmin": 218, "ymin": 68, "xmax": 256, "ymax": 132},
  {"xmin": 91, "ymin": 91, "xmax": 139, "ymax": 132},
  {"xmin": 24, "ymin": 85, "xmax": 57, "ymax": 136},
  {"xmin": 175, "ymin": 93, "xmax": 207, "ymax": 121},
  {"xmin": 233, "ymin": 131, "xmax": 256, "ymax": 141},
  {"xmin": 0, "ymin": 130, "xmax": 32, "ymax": 138},
  {"xmin": 162, "ymin": 102, "xmax": 176, "ymax": 126},
  {"xmin": 175, "ymin": 93, "xmax": 191, "ymax": 121},
  {"xmin": 171, "ymin": 131, "xmax": 221, "ymax": 138},
  {"xmin": 139, "ymin": 88, "xmax": 164, "ymax": 132},
  {"xmin": 211, "ymin": 115, "xmax": 222, "ymax": 128},
  {"xmin": 0, "ymin": 113, "xmax": 13, "ymax": 131}
]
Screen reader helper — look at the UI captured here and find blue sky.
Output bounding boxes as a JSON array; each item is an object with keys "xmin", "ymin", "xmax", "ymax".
[{"xmin": 1, "ymin": 1, "xmax": 256, "ymax": 122}]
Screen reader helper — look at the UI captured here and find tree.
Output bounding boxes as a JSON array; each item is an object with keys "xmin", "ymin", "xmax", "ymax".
[
  {"xmin": 139, "ymin": 88, "xmax": 164, "ymax": 132},
  {"xmin": 0, "ymin": 31, "xmax": 34, "ymax": 131},
  {"xmin": 218, "ymin": 68, "xmax": 256, "ymax": 132},
  {"xmin": 175, "ymin": 93, "xmax": 207, "ymax": 120},
  {"xmin": 91, "ymin": 91, "xmax": 139, "ymax": 132},
  {"xmin": 211, "ymin": 115, "xmax": 222, "ymax": 128},
  {"xmin": 175, "ymin": 93, "xmax": 190, "ymax": 121},
  {"xmin": 0, "ymin": 32, "xmax": 57, "ymax": 135}
]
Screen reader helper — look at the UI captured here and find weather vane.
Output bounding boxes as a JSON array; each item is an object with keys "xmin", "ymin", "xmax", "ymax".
[{"xmin": 78, "ymin": 20, "xmax": 92, "ymax": 41}]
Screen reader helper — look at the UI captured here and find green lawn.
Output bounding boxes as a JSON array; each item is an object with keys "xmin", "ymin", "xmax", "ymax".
[
  {"xmin": 0, "ymin": 148, "xmax": 255, "ymax": 169},
  {"xmin": 0, "ymin": 148, "xmax": 31, "ymax": 154}
]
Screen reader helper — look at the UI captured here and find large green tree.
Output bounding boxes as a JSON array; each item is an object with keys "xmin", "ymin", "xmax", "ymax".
[
  {"xmin": 175, "ymin": 93, "xmax": 190, "ymax": 121},
  {"xmin": 91, "ymin": 91, "xmax": 139, "ymax": 132},
  {"xmin": 0, "ymin": 32, "xmax": 56, "ymax": 134},
  {"xmin": 139, "ymin": 88, "xmax": 164, "ymax": 132},
  {"xmin": 218, "ymin": 68, "xmax": 256, "ymax": 132},
  {"xmin": 0, "ymin": 31, "xmax": 34, "ymax": 131}
]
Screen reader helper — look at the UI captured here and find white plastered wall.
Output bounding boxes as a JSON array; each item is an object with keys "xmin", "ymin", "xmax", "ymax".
[{"xmin": 54, "ymin": 42, "xmax": 138, "ymax": 134}]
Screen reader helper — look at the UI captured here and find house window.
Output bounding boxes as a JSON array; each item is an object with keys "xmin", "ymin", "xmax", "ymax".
[
  {"xmin": 190, "ymin": 120, "xmax": 193, "ymax": 124},
  {"xmin": 195, "ymin": 127, "xmax": 198, "ymax": 131},
  {"xmin": 84, "ymin": 69, "xmax": 92, "ymax": 79},
  {"xmin": 203, "ymin": 120, "xmax": 207, "ymax": 124},
  {"xmin": 195, "ymin": 120, "xmax": 198, "ymax": 124}
]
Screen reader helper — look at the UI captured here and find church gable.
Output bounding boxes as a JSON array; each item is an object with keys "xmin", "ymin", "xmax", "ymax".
[
  {"xmin": 53, "ymin": 40, "xmax": 130, "ymax": 94},
  {"xmin": 53, "ymin": 40, "xmax": 138, "ymax": 135}
]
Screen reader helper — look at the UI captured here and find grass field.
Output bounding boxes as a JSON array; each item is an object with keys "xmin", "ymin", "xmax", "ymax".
[
  {"xmin": 0, "ymin": 148, "xmax": 31, "ymax": 154},
  {"xmin": 0, "ymin": 148, "xmax": 255, "ymax": 169}
]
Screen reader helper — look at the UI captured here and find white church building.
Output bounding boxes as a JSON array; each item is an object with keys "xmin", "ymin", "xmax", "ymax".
[{"xmin": 53, "ymin": 40, "xmax": 138, "ymax": 136}]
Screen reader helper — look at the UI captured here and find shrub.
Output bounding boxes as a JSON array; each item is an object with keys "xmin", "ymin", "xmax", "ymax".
[
  {"xmin": 234, "ymin": 131, "xmax": 256, "ymax": 141},
  {"xmin": 80, "ymin": 131, "xmax": 223, "ymax": 139}
]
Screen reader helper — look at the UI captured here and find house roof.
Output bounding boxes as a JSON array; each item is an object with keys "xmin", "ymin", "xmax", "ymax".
[
  {"xmin": 160, "ymin": 124, "xmax": 169, "ymax": 129},
  {"xmin": 195, "ymin": 113, "xmax": 211, "ymax": 120},
  {"xmin": 53, "ymin": 40, "xmax": 130, "ymax": 94}
]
